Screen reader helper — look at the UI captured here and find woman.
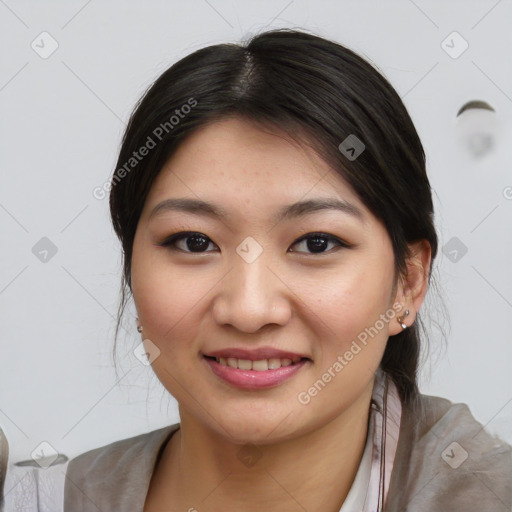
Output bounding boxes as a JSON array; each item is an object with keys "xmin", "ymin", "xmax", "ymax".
[{"xmin": 63, "ymin": 29, "xmax": 512, "ymax": 511}]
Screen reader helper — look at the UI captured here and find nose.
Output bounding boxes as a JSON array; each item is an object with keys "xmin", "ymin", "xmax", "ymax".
[{"xmin": 211, "ymin": 252, "xmax": 292, "ymax": 334}]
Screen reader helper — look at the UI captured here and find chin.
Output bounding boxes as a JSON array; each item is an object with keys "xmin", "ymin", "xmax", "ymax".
[{"xmin": 205, "ymin": 408, "xmax": 306, "ymax": 446}]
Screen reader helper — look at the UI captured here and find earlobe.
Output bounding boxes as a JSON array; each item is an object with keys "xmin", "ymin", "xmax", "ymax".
[
  {"xmin": 136, "ymin": 316, "xmax": 143, "ymax": 333},
  {"xmin": 397, "ymin": 308, "xmax": 410, "ymax": 329},
  {"xmin": 388, "ymin": 300, "xmax": 412, "ymax": 336}
]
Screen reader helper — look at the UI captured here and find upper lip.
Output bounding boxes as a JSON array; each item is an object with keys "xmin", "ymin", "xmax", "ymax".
[{"xmin": 203, "ymin": 346, "xmax": 309, "ymax": 361}]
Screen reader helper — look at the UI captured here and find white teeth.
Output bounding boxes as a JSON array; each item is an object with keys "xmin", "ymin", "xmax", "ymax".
[
  {"xmin": 268, "ymin": 358, "xmax": 281, "ymax": 369},
  {"xmin": 238, "ymin": 359, "xmax": 252, "ymax": 370},
  {"xmin": 252, "ymin": 359, "xmax": 268, "ymax": 371},
  {"xmin": 214, "ymin": 356, "xmax": 302, "ymax": 370}
]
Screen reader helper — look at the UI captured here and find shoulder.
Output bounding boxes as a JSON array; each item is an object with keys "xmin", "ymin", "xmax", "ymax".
[
  {"xmin": 64, "ymin": 424, "xmax": 178, "ymax": 511},
  {"xmin": 66, "ymin": 424, "xmax": 177, "ymax": 476},
  {"xmin": 387, "ymin": 393, "xmax": 512, "ymax": 511},
  {"xmin": 408, "ymin": 393, "xmax": 511, "ymax": 463}
]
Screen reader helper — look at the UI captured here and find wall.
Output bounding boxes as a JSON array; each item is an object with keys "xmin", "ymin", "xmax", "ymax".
[{"xmin": 1, "ymin": 0, "xmax": 511, "ymax": 466}]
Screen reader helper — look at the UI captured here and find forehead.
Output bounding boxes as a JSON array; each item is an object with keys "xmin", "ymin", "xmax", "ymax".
[{"xmin": 146, "ymin": 117, "xmax": 366, "ymax": 210}]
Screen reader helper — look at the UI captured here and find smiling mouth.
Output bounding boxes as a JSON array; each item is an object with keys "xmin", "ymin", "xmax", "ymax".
[
  {"xmin": 203, "ymin": 355, "xmax": 309, "ymax": 371},
  {"xmin": 203, "ymin": 354, "xmax": 311, "ymax": 389}
]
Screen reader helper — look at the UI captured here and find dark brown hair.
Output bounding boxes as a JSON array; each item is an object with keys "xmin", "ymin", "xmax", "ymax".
[{"xmin": 109, "ymin": 28, "xmax": 441, "ymax": 404}]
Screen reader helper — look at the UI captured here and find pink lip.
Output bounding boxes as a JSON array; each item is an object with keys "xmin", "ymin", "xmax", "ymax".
[
  {"xmin": 203, "ymin": 346, "xmax": 308, "ymax": 360},
  {"xmin": 204, "ymin": 357, "xmax": 309, "ymax": 390}
]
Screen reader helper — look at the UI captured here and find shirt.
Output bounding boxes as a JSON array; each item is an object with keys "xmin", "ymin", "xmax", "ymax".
[{"xmin": 338, "ymin": 414, "xmax": 373, "ymax": 511}]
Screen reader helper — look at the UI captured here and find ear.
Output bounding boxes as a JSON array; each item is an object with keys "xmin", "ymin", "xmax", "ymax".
[{"xmin": 388, "ymin": 239, "xmax": 432, "ymax": 336}]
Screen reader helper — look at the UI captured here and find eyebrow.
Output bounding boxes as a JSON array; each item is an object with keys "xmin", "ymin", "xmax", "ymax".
[{"xmin": 148, "ymin": 197, "xmax": 365, "ymax": 223}]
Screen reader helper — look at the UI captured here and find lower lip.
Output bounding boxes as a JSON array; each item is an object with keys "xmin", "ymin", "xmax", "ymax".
[{"xmin": 204, "ymin": 357, "xmax": 309, "ymax": 389}]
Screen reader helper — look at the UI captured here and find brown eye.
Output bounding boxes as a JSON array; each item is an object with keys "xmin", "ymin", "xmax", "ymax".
[
  {"xmin": 160, "ymin": 232, "xmax": 217, "ymax": 253},
  {"xmin": 289, "ymin": 233, "xmax": 349, "ymax": 254}
]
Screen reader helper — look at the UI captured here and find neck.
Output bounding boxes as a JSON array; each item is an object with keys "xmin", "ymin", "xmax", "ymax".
[{"xmin": 151, "ymin": 381, "xmax": 374, "ymax": 512}]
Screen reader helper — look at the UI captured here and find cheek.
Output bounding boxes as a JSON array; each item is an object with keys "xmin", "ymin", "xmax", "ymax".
[
  {"xmin": 131, "ymin": 245, "xmax": 210, "ymax": 343},
  {"xmin": 307, "ymin": 258, "xmax": 394, "ymax": 362}
]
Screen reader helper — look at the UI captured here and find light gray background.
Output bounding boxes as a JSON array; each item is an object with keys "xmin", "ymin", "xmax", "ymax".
[{"xmin": 1, "ymin": 0, "xmax": 511, "ymax": 465}]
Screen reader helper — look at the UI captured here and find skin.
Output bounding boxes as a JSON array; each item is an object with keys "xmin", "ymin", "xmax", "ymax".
[{"xmin": 131, "ymin": 117, "xmax": 432, "ymax": 511}]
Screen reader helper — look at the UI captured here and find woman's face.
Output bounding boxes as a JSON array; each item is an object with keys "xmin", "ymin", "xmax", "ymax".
[{"xmin": 131, "ymin": 117, "xmax": 408, "ymax": 444}]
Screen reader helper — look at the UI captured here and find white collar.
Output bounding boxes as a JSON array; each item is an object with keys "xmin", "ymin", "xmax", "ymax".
[{"xmin": 338, "ymin": 417, "xmax": 374, "ymax": 511}]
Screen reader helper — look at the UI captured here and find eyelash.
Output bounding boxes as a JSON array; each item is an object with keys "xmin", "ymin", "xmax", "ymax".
[{"xmin": 158, "ymin": 231, "xmax": 350, "ymax": 255}]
